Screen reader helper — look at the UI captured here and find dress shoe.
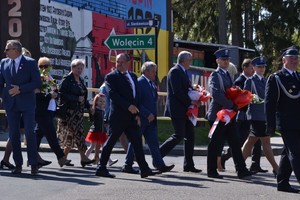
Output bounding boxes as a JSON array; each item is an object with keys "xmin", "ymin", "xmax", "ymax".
[
  {"xmin": 95, "ymin": 168, "xmax": 115, "ymax": 178},
  {"xmin": 273, "ymin": 170, "xmax": 278, "ymax": 178},
  {"xmin": 278, "ymin": 186, "xmax": 300, "ymax": 193},
  {"xmin": 249, "ymin": 165, "xmax": 268, "ymax": 173},
  {"xmin": 108, "ymin": 159, "xmax": 118, "ymax": 167},
  {"xmin": 208, "ymin": 172, "xmax": 223, "ymax": 179},
  {"xmin": 121, "ymin": 166, "xmax": 139, "ymax": 174},
  {"xmin": 38, "ymin": 160, "xmax": 52, "ymax": 168},
  {"xmin": 0, "ymin": 160, "xmax": 15, "ymax": 169},
  {"xmin": 81, "ymin": 159, "xmax": 96, "ymax": 168},
  {"xmin": 65, "ymin": 160, "xmax": 74, "ymax": 166},
  {"xmin": 183, "ymin": 167, "xmax": 202, "ymax": 173},
  {"xmin": 58, "ymin": 157, "xmax": 68, "ymax": 167},
  {"xmin": 31, "ymin": 165, "xmax": 39, "ymax": 176},
  {"xmin": 159, "ymin": 164, "xmax": 175, "ymax": 173},
  {"xmin": 238, "ymin": 170, "xmax": 254, "ymax": 179},
  {"xmin": 141, "ymin": 169, "xmax": 160, "ymax": 178},
  {"xmin": 11, "ymin": 165, "xmax": 22, "ymax": 174}
]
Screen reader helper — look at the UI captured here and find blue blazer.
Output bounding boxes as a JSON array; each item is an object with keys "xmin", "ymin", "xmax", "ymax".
[
  {"xmin": 138, "ymin": 75, "xmax": 157, "ymax": 125},
  {"xmin": 244, "ymin": 74, "xmax": 266, "ymax": 121},
  {"xmin": 206, "ymin": 67, "xmax": 234, "ymax": 121},
  {"xmin": 164, "ymin": 64, "xmax": 191, "ymax": 118},
  {"xmin": 265, "ymin": 68, "xmax": 300, "ymax": 131},
  {"xmin": 105, "ymin": 69, "xmax": 140, "ymax": 124},
  {"xmin": 0, "ymin": 55, "xmax": 41, "ymax": 111}
]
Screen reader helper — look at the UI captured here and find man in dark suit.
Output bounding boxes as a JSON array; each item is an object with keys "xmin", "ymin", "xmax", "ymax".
[
  {"xmin": 124, "ymin": 61, "xmax": 174, "ymax": 173},
  {"xmin": 206, "ymin": 48, "xmax": 253, "ymax": 179},
  {"xmin": 265, "ymin": 46, "xmax": 300, "ymax": 193},
  {"xmin": 221, "ymin": 58, "xmax": 267, "ymax": 173},
  {"xmin": 160, "ymin": 51, "xmax": 202, "ymax": 173},
  {"xmin": 0, "ymin": 40, "xmax": 42, "ymax": 175},
  {"xmin": 95, "ymin": 53, "xmax": 158, "ymax": 178}
]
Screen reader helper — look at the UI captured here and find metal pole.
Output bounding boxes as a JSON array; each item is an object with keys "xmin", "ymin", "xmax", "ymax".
[{"xmin": 154, "ymin": 16, "xmax": 159, "ymax": 85}]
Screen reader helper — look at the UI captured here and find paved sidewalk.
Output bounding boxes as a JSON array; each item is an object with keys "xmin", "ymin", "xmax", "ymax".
[{"xmin": 0, "ymin": 131, "xmax": 284, "ymax": 156}]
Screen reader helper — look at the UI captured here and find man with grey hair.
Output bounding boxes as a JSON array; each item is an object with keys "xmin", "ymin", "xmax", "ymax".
[
  {"xmin": 123, "ymin": 61, "xmax": 174, "ymax": 173},
  {"xmin": 0, "ymin": 40, "xmax": 42, "ymax": 175},
  {"xmin": 160, "ymin": 51, "xmax": 202, "ymax": 173}
]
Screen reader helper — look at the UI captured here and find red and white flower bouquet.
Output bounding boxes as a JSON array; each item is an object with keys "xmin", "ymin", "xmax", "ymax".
[{"xmin": 186, "ymin": 84, "xmax": 211, "ymax": 126}]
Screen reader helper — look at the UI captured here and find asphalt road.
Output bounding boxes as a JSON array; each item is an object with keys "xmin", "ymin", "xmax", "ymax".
[{"xmin": 0, "ymin": 151, "xmax": 299, "ymax": 200}]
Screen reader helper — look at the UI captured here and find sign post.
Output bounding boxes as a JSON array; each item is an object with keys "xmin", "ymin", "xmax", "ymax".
[
  {"xmin": 104, "ymin": 34, "xmax": 155, "ymax": 50},
  {"xmin": 125, "ymin": 19, "xmax": 155, "ymax": 28}
]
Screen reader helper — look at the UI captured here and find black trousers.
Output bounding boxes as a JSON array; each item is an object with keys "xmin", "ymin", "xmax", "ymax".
[
  {"xmin": 207, "ymin": 120, "xmax": 247, "ymax": 174},
  {"xmin": 99, "ymin": 117, "xmax": 150, "ymax": 172},
  {"xmin": 277, "ymin": 130, "xmax": 300, "ymax": 188},
  {"xmin": 160, "ymin": 117, "xmax": 195, "ymax": 169},
  {"xmin": 35, "ymin": 111, "xmax": 64, "ymax": 160},
  {"xmin": 221, "ymin": 120, "xmax": 262, "ymax": 167}
]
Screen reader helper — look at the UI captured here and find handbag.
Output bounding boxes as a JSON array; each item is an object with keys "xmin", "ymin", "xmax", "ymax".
[{"xmin": 56, "ymin": 103, "xmax": 68, "ymax": 119}]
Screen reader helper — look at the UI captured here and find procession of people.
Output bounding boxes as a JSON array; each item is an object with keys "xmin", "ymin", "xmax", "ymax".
[{"xmin": 1, "ymin": 39, "xmax": 300, "ymax": 193}]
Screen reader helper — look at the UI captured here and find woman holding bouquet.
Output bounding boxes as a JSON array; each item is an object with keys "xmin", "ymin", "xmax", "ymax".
[
  {"xmin": 34, "ymin": 57, "xmax": 69, "ymax": 167},
  {"xmin": 241, "ymin": 56, "xmax": 278, "ymax": 177}
]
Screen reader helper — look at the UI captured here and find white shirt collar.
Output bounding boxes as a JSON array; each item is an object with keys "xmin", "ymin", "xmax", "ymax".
[{"xmin": 284, "ymin": 67, "xmax": 295, "ymax": 75}]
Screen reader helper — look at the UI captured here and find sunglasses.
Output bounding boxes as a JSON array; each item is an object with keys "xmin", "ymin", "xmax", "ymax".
[{"xmin": 39, "ymin": 65, "xmax": 50, "ymax": 69}]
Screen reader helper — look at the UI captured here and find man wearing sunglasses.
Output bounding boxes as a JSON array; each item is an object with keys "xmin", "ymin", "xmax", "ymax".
[{"xmin": 0, "ymin": 40, "xmax": 41, "ymax": 175}]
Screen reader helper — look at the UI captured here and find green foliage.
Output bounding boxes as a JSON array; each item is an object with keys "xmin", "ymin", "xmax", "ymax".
[
  {"xmin": 172, "ymin": 0, "xmax": 300, "ymax": 74},
  {"xmin": 157, "ymin": 120, "xmax": 210, "ymax": 145}
]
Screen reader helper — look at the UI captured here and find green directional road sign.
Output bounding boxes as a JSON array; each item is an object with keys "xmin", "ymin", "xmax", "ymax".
[{"xmin": 104, "ymin": 34, "xmax": 155, "ymax": 50}]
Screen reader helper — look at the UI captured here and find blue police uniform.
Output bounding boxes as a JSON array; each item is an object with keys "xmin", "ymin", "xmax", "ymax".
[
  {"xmin": 206, "ymin": 48, "xmax": 252, "ymax": 179},
  {"xmin": 265, "ymin": 46, "xmax": 300, "ymax": 193}
]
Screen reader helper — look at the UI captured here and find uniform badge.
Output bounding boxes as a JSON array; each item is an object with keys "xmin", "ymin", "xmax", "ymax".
[{"xmin": 289, "ymin": 89, "xmax": 293, "ymax": 93}]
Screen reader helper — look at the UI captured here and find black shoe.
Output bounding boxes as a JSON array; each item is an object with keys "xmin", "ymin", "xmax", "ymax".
[
  {"xmin": 208, "ymin": 172, "xmax": 223, "ymax": 179},
  {"xmin": 121, "ymin": 166, "xmax": 139, "ymax": 174},
  {"xmin": 278, "ymin": 186, "xmax": 300, "ymax": 193},
  {"xmin": 31, "ymin": 165, "xmax": 39, "ymax": 176},
  {"xmin": 183, "ymin": 167, "xmax": 202, "ymax": 173},
  {"xmin": 0, "ymin": 160, "xmax": 15, "ymax": 169},
  {"xmin": 141, "ymin": 169, "xmax": 160, "ymax": 178},
  {"xmin": 11, "ymin": 165, "xmax": 22, "ymax": 174},
  {"xmin": 38, "ymin": 160, "xmax": 52, "ymax": 168},
  {"xmin": 95, "ymin": 168, "xmax": 115, "ymax": 178},
  {"xmin": 220, "ymin": 156, "xmax": 226, "ymax": 170},
  {"xmin": 81, "ymin": 159, "xmax": 96, "ymax": 168},
  {"xmin": 238, "ymin": 170, "xmax": 254, "ymax": 179},
  {"xmin": 65, "ymin": 160, "xmax": 74, "ymax": 166},
  {"xmin": 249, "ymin": 165, "xmax": 268, "ymax": 173},
  {"xmin": 159, "ymin": 164, "xmax": 175, "ymax": 173}
]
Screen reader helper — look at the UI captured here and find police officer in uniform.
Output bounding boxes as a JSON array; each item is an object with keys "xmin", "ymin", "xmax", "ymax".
[
  {"xmin": 206, "ymin": 48, "xmax": 253, "ymax": 179},
  {"xmin": 265, "ymin": 46, "xmax": 300, "ymax": 193}
]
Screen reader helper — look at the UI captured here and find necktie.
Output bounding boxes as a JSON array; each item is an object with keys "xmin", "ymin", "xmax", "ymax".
[
  {"xmin": 293, "ymin": 72, "xmax": 299, "ymax": 81},
  {"xmin": 149, "ymin": 80, "xmax": 156, "ymax": 97},
  {"xmin": 226, "ymin": 71, "xmax": 233, "ymax": 85},
  {"xmin": 11, "ymin": 60, "xmax": 16, "ymax": 77}
]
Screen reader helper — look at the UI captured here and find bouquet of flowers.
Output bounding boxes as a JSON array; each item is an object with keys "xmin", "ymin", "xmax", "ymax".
[
  {"xmin": 39, "ymin": 67, "xmax": 57, "ymax": 95},
  {"xmin": 186, "ymin": 84, "xmax": 211, "ymax": 126},
  {"xmin": 209, "ymin": 86, "xmax": 253, "ymax": 138},
  {"xmin": 217, "ymin": 86, "xmax": 253, "ymax": 124}
]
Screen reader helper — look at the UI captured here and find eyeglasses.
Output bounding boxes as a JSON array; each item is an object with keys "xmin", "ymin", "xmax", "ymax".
[{"xmin": 39, "ymin": 65, "xmax": 50, "ymax": 69}]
